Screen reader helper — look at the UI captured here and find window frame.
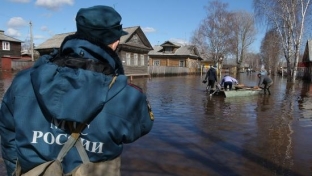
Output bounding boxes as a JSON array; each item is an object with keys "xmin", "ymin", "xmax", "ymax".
[
  {"xmin": 164, "ymin": 47, "xmax": 173, "ymax": 53},
  {"xmin": 2, "ymin": 41, "xmax": 10, "ymax": 50},
  {"xmin": 126, "ymin": 52, "xmax": 131, "ymax": 65},
  {"xmin": 134, "ymin": 53, "xmax": 138, "ymax": 66},
  {"xmin": 179, "ymin": 60, "xmax": 185, "ymax": 67},
  {"xmin": 153, "ymin": 60, "xmax": 160, "ymax": 66},
  {"xmin": 140, "ymin": 54, "xmax": 145, "ymax": 66}
]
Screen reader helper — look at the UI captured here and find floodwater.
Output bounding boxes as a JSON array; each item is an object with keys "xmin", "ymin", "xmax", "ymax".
[{"xmin": 1, "ymin": 72, "xmax": 312, "ymax": 176}]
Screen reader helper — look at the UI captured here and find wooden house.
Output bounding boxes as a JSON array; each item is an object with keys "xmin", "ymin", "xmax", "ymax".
[
  {"xmin": 221, "ymin": 64, "xmax": 237, "ymax": 74},
  {"xmin": 35, "ymin": 26, "xmax": 153, "ymax": 77},
  {"xmin": 0, "ymin": 30, "xmax": 22, "ymax": 58},
  {"xmin": 0, "ymin": 30, "xmax": 23, "ymax": 69},
  {"xmin": 148, "ymin": 41, "xmax": 202, "ymax": 76}
]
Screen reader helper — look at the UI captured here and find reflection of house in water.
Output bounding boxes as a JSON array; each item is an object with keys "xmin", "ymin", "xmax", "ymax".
[
  {"xmin": 301, "ymin": 40, "xmax": 312, "ymax": 80},
  {"xmin": 255, "ymin": 94, "xmax": 295, "ymax": 172},
  {"xmin": 298, "ymin": 83, "xmax": 312, "ymax": 119}
]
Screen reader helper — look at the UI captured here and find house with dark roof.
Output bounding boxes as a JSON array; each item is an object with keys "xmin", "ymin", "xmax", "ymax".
[
  {"xmin": 301, "ymin": 40, "xmax": 312, "ymax": 80},
  {"xmin": 0, "ymin": 30, "xmax": 23, "ymax": 58},
  {"xmin": 0, "ymin": 30, "xmax": 28, "ymax": 70},
  {"xmin": 148, "ymin": 41, "xmax": 202, "ymax": 76},
  {"xmin": 35, "ymin": 26, "xmax": 153, "ymax": 77}
]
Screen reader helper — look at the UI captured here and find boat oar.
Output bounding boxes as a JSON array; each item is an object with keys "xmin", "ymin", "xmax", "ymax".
[
  {"xmin": 209, "ymin": 83, "xmax": 221, "ymax": 96},
  {"xmin": 209, "ymin": 89, "xmax": 218, "ymax": 96}
]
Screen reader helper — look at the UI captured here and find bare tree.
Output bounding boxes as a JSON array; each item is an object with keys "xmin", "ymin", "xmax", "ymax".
[
  {"xmin": 229, "ymin": 11, "xmax": 257, "ymax": 73},
  {"xmin": 245, "ymin": 52, "xmax": 261, "ymax": 70},
  {"xmin": 260, "ymin": 29, "xmax": 282, "ymax": 75},
  {"xmin": 254, "ymin": 0, "xmax": 312, "ymax": 82},
  {"xmin": 191, "ymin": 1, "xmax": 257, "ymax": 75},
  {"xmin": 191, "ymin": 29, "xmax": 209, "ymax": 60},
  {"xmin": 199, "ymin": 0, "xmax": 231, "ymax": 64}
]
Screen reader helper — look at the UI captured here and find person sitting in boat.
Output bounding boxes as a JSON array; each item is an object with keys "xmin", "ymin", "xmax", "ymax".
[
  {"xmin": 257, "ymin": 73, "xmax": 273, "ymax": 95},
  {"xmin": 221, "ymin": 75, "xmax": 238, "ymax": 91}
]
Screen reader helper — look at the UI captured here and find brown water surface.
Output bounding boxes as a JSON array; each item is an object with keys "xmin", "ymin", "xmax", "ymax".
[{"xmin": 1, "ymin": 72, "xmax": 312, "ymax": 176}]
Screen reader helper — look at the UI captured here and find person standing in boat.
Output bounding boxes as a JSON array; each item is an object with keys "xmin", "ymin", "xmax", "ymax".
[
  {"xmin": 221, "ymin": 75, "xmax": 238, "ymax": 91},
  {"xmin": 257, "ymin": 73, "xmax": 273, "ymax": 95},
  {"xmin": 203, "ymin": 65, "xmax": 218, "ymax": 91}
]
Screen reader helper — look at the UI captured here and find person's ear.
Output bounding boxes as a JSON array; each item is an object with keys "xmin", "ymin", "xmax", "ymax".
[{"xmin": 110, "ymin": 40, "xmax": 120, "ymax": 51}]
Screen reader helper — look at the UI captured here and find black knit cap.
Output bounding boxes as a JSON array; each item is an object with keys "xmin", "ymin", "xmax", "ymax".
[{"xmin": 76, "ymin": 5, "xmax": 128, "ymax": 45}]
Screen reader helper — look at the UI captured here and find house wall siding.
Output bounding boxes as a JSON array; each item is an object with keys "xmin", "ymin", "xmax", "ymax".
[
  {"xmin": 187, "ymin": 58, "xmax": 200, "ymax": 68},
  {"xmin": 0, "ymin": 42, "xmax": 21, "ymax": 57},
  {"xmin": 170, "ymin": 59, "xmax": 183, "ymax": 67},
  {"xmin": 118, "ymin": 50, "xmax": 149, "ymax": 75},
  {"xmin": 149, "ymin": 57, "xmax": 198, "ymax": 68}
]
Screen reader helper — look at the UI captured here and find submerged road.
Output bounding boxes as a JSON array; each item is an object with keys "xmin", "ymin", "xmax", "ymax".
[{"xmin": 1, "ymin": 72, "xmax": 312, "ymax": 176}]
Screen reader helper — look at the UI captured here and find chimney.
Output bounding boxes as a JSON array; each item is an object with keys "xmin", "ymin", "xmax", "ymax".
[{"xmin": 0, "ymin": 30, "xmax": 4, "ymax": 35}]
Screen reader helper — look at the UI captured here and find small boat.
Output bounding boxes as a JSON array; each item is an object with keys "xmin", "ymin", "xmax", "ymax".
[
  {"xmin": 222, "ymin": 88, "xmax": 262, "ymax": 98},
  {"xmin": 208, "ymin": 84, "xmax": 262, "ymax": 98}
]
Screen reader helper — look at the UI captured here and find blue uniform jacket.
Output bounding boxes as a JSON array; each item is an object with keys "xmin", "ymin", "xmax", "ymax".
[{"xmin": 0, "ymin": 38, "xmax": 154, "ymax": 175}]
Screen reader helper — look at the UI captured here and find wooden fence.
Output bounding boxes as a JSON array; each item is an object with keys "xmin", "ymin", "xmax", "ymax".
[
  {"xmin": 11, "ymin": 60, "xmax": 33, "ymax": 70},
  {"xmin": 1, "ymin": 57, "xmax": 34, "ymax": 71},
  {"xmin": 149, "ymin": 66, "xmax": 200, "ymax": 76}
]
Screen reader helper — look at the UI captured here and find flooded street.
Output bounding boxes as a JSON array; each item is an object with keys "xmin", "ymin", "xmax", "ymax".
[{"xmin": 1, "ymin": 72, "xmax": 312, "ymax": 176}]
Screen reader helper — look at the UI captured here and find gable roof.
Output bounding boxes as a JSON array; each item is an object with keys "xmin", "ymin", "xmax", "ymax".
[
  {"xmin": 302, "ymin": 40, "xmax": 312, "ymax": 62},
  {"xmin": 0, "ymin": 30, "xmax": 23, "ymax": 43},
  {"xmin": 160, "ymin": 41, "xmax": 181, "ymax": 48},
  {"xmin": 149, "ymin": 41, "xmax": 202, "ymax": 60},
  {"xmin": 36, "ymin": 32, "xmax": 74, "ymax": 50},
  {"xmin": 35, "ymin": 26, "xmax": 152, "ymax": 50},
  {"xmin": 120, "ymin": 26, "xmax": 153, "ymax": 50}
]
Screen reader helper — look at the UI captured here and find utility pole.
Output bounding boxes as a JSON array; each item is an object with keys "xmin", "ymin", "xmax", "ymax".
[{"xmin": 30, "ymin": 21, "xmax": 34, "ymax": 61}]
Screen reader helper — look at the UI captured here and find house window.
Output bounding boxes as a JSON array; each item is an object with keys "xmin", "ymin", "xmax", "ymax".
[
  {"xmin": 134, "ymin": 54, "xmax": 138, "ymax": 66},
  {"xmin": 179, "ymin": 60, "xmax": 185, "ymax": 67},
  {"xmin": 154, "ymin": 60, "xmax": 160, "ymax": 66},
  {"xmin": 2, "ymin": 41, "xmax": 10, "ymax": 50},
  {"xmin": 140, "ymin": 54, "xmax": 145, "ymax": 66},
  {"xmin": 126, "ymin": 53, "xmax": 131, "ymax": 65},
  {"xmin": 164, "ymin": 47, "xmax": 173, "ymax": 53}
]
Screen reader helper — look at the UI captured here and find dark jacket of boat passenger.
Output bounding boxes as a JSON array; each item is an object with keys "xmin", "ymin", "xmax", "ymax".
[
  {"xmin": 258, "ymin": 74, "xmax": 273, "ymax": 86},
  {"xmin": 205, "ymin": 66, "xmax": 217, "ymax": 82}
]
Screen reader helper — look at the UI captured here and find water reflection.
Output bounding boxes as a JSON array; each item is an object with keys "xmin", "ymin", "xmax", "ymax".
[
  {"xmin": 0, "ymin": 71, "xmax": 15, "ymax": 175},
  {"xmin": 298, "ymin": 82, "xmax": 312, "ymax": 119},
  {"xmin": 1, "ymin": 72, "xmax": 312, "ymax": 175},
  {"xmin": 123, "ymin": 73, "xmax": 311, "ymax": 176},
  {"xmin": 0, "ymin": 71, "xmax": 15, "ymax": 98}
]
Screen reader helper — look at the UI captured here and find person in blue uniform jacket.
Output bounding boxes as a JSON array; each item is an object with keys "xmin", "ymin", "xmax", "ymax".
[{"xmin": 0, "ymin": 5, "xmax": 154, "ymax": 176}]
